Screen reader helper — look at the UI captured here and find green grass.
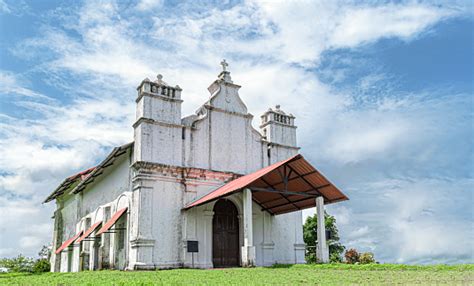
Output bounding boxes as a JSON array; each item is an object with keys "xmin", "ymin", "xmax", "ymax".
[{"xmin": 1, "ymin": 264, "xmax": 473, "ymax": 285}]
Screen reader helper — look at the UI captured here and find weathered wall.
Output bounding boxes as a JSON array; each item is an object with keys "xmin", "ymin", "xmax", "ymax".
[
  {"xmin": 188, "ymin": 109, "xmax": 265, "ymax": 174},
  {"xmin": 55, "ymin": 151, "xmax": 133, "ymax": 272},
  {"xmin": 55, "ymin": 70, "xmax": 306, "ymax": 272},
  {"xmin": 81, "ymin": 154, "xmax": 132, "ymax": 216}
]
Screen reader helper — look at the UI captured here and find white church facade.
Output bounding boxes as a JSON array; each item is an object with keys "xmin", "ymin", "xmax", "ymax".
[{"xmin": 45, "ymin": 62, "xmax": 348, "ymax": 272}]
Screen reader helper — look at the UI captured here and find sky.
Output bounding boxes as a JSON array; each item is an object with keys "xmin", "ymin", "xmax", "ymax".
[{"xmin": 0, "ymin": 0, "xmax": 472, "ymax": 265}]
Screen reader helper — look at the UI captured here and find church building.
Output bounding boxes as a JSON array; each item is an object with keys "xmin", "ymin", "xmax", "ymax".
[{"xmin": 44, "ymin": 61, "xmax": 348, "ymax": 272}]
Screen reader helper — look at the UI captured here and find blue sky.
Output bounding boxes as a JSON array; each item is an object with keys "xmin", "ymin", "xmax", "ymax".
[{"xmin": 0, "ymin": 0, "xmax": 472, "ymax": 264}]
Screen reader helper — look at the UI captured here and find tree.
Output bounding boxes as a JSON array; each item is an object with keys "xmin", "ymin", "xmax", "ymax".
[
  {"xmin": 33, "ymin": 259, "xmax": 51, "ymax": 273},
  {"xmin": 38, "ymin": 245, "xmax": 52, "ymax": 261},
  {"xmin": 303, "ymin": 212, "xmax": 345, "ymax": 263},
  {"xmin": 0, "ymin": 255, "xmax": 35, "ymax": 272},
  {"xmin": 344, "ymin": 248, "xmax": 360, "ymax": 264},
  {"xmin": 359, "ymin": 252, "xmax": 376, "ymax": 264}
]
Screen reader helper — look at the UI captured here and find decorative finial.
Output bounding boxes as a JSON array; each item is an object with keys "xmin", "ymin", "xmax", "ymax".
[
  {"xmin": 276, "ymin": 104, "xmax": 281, "ymax": 109},
  {"xmin": 220, "ymin": 59, "xmax": 229, "ymax": 72},
  {"xmin": 157, "ymin": 74, "xmax": 163, "ymax": 81}
]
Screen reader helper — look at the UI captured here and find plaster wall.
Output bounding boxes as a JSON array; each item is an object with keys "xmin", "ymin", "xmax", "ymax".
[
  {"xmin": 148, "ymin": 178, "xmax": 184, "ymax": 268},
  {"xmin": 134, "ymin": 121, "xmax": 182, "ymax": 166},
  {"xmin": 136, "ymin": 94, "xmax": 182, "ymax": 124},
  {"xmin": 81, "ymin": 155, "xmax": 132, "ymax": 216},
  {"xmin": 189, "ymin": 109, "xmax": 264, "ymax": 174}
]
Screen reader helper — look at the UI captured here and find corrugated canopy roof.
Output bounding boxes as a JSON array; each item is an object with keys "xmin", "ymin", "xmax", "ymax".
[
  {"xmin": 75, "ymin": 221, "xmax": 102, "ymax": 244},
  {"xmin": 184, "ymin": 154, "xmax": 348, "ymax": 215},
  {"xmin": 96, "ymin": 208, "xmax": 128, "ymax": 235},
  {"xmin": 55, "ymin": 231, "xmax": 82, "ymax": 254}
]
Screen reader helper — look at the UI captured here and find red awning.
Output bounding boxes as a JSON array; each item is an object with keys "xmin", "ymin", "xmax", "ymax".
[
  {"xmin": 75, "ymin": 221, "xmax": 102, "ymax": 244},
  {"xmin": 96, "ymin": 208, "xmax": 127, "ymax": 235},
  {"xmin": 55, "ymin": 231, "xmax": 83, "ymax": 254},
  {"xmin": 184, "ymin": 154, "xmax": 348, "ymax": 215}
]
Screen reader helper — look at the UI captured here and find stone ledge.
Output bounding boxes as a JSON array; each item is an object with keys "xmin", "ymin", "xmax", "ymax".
[{"xmin": 136, "ymin": 91, "xmax": 184, "ymax": 104}]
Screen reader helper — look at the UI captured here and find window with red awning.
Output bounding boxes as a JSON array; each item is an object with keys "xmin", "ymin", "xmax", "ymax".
[
  {"xmin": 75, "ymin": 221, "xmax": 102, "ymax": 244},
  {"xmin": 96, "ymin": 207, "xmax": 128, "ymax": 235},
  {"xmin": 55, "ymin": 231, "xmax": 83, "ymax": 254}
]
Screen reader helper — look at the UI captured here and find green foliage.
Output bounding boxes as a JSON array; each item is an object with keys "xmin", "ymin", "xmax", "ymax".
[
  {"xmin": 359, "ymin": 252, "xmax": 376, "ymax": 264},
  {"xmin": 330, "ymin": 252, "xmax": 343, "ymax": 263},
  {"xmin": 303, "ymin": 212, "xmax": 345, "ymax": 263},
  {"xmin": 32, "ymin": 259, "xmax": 50, "ymax": 273},
  {"xmin": 0, "ymin": 255, "xmax": 35, "ymax": 273},
  {"xmin": 38, "ymin": 245, "xmax": 51, "ymax": 261},
  {"xmin": 344, "ymin": 248, "xmax": 360, "ymax": 264},
  {"xmin": 0, "ymin": 264, "xmax": 472, "ymax": 285}
]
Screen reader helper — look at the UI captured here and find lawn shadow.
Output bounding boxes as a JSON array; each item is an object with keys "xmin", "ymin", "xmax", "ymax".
[
  {"xmin": 267, "ymin": 264, "xmax": 294, "ymax": 269},
  {"xmin": 0, "ymin": 272, "xmax": 34, "ymax": 279}
]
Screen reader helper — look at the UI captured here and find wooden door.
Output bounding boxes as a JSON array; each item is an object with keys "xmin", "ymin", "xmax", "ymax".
[{"xmin": 212, "ymin": 199, "xmax": 240, "ymax": 267}]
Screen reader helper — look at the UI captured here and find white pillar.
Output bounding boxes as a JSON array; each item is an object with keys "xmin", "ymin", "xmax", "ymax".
[
  {"xmin": 241, "ymin": 188, "xmax": 256, "ymax": 266},
  {"xmin": 316, "ymin": 196, "xmax": 329, "ymax": 263}
]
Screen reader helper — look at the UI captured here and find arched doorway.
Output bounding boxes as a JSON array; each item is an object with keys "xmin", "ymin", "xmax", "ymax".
[
  {"xmin": 114, "ymin": 213, "xmax": 127, "ymax": 270},
  {"xmin": 212, "ymin": 199, "xmax": 240, "ymax": 267}
]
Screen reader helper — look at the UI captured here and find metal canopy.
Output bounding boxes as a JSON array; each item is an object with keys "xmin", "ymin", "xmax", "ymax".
[
  {"xmin": 183, "ymin": 154, "xmax": 348, "ymax": 215},
  {"xmin": 55, "ymin": 231, "xmax": 83, "ymax": 254},
  {"xmin": 75, "ymin": 221, "xmax": 102, "ymax": 244},
  {"xmin": 96, "ymin": 208, "xmax": 128, "ymax": 235}
]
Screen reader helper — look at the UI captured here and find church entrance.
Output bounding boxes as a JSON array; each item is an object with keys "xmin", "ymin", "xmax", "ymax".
[{"xmin": 212, "ymin": 199, "xmax": 240, "ymax": 268}]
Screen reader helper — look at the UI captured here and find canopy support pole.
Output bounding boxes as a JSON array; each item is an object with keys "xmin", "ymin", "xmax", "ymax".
[
  {"xmin": 316, "ymin": 196, "xmax": 329, "ymax": 263},
  {"xmin": 241, "ymin": 188, "xmax": 255, "ymax": 267}
]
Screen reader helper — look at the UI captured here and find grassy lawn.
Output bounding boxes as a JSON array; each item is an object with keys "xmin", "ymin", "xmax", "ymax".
[{"xmin": 1, "ymin": 264, "xmax": 473, "ymax": 285}]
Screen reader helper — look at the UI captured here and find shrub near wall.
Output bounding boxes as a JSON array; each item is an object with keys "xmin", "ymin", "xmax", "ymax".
[
  {"xmin": 359, "ymin": 252, "xmax": 376, "ymax": 264},
  {"xmin": 344, "ymin": 249, "xmax": 360, "ymax": 264},
  {"xmin": 33, "ymin": 259, "xmax": 51, "ymax": 273}
]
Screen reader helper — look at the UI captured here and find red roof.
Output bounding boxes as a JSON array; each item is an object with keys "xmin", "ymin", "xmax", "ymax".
[
  {"xmin": 96, "ymin": 208, "xmax": 128, "ymax": 235},
  {"xmin": 55, "ymin": 231, "xmax": 83, "ymax": 254},
  {"xmin": 67, "ymin": 167, "xmax": 96, "ymax": 181},
  {"xmin": 184, "ymin": 154, "xmax": 348, "ymax": 215},
  {"xmin": 75, "ymin": 221, "xmax": 102, "ymax": 244}
]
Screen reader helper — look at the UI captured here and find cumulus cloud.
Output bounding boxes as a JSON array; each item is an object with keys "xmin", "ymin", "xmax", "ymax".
[
  {"xmin": 254, "ymin": 1, "xmax": 456, "ymax": 66},
  {"xmin": 0, "ymin": 0, "xmax": 471, "ymax": 264}
]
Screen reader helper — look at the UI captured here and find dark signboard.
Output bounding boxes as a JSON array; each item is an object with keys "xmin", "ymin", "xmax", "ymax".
[
  {"xmin": 187, "ymin": 240, "xmax": 198, "ymax": 253},
  {"xmin": 326, "ymin": 230, "xmax": 332, "ymax": 240}
]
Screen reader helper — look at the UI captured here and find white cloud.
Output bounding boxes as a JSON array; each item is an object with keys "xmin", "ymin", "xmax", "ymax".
[
  {"xmin": 0, "ymin": 0, "xmax": 471, "ymax": 265},
  {"xmin": 0, "ymin": 70, "xmax": 51, "ymax": 100},
  {"xmin": 349, "ymin": 226, "xmax": 370, "ymax": 239},
  {"xmin": 0, "ymin": 0, "xmax": 10, "ymax": 14},
  {"xmin": 329, "ymin": 4, "xmax": 454, "ymax": 48},
  {"xmin": 254, "ymin": 1, "xmax": 456, "ymax": 66},
  {"xmin": 136, "ymin": 0, "xmax": 162, "ymax": 11}
]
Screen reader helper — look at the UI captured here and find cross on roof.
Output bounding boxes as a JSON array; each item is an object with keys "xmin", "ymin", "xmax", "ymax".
[{"xmin": 220, "ymin": 59, "xmax": 229, "ymax": 72}]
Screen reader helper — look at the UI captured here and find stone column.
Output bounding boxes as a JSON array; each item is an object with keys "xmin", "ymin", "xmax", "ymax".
[
  {"xmin": 241, "ymin": 188, "xmax": 255, "ymax": 266},
  {"xmin": 129, "ymin": 179, "xmax": 156, "ymax": 270},
  {"xmin": 262, "ymin": 211, "xmax": 274, "ymax": 266},
  {"xmin": 316, "ymin": 196, "xmax": 329, "ymax": 263},
  {"xmin": 50, "ymin": 207, "xmax": 63, "ymax": 272},
  {"xmin": 293, "ymin": 211, "xmax": 306, "ymax": 264},
  {"xmin": 202, "ymin": 210, "xmax": 214, "ymax": 268}
]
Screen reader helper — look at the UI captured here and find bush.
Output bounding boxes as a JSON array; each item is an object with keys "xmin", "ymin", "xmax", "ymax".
[
  {"xmin": 303, "ymin": 212, "xmax": 345, "ymax": 264},
  {"xmin": 33, "ymin": 259, "xmax": 50, "ymax": 273},
  {"xmin": 344, "ymin": 248, "xmax": 360, "ymax": 264},
  {"xmin": 330, "ymin": 252, "xmax": 343, "ymax": 263},
  {"xmin": 305, "ymin": 252, "xmax": 318, "ymax": 264},
  {"xmin": 359, "ymin": 252, "xmax": 376, "ymax": 264},
  {"xmin": 0, "ymin": 255, "xmax": 34, "ymax": 273}
]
